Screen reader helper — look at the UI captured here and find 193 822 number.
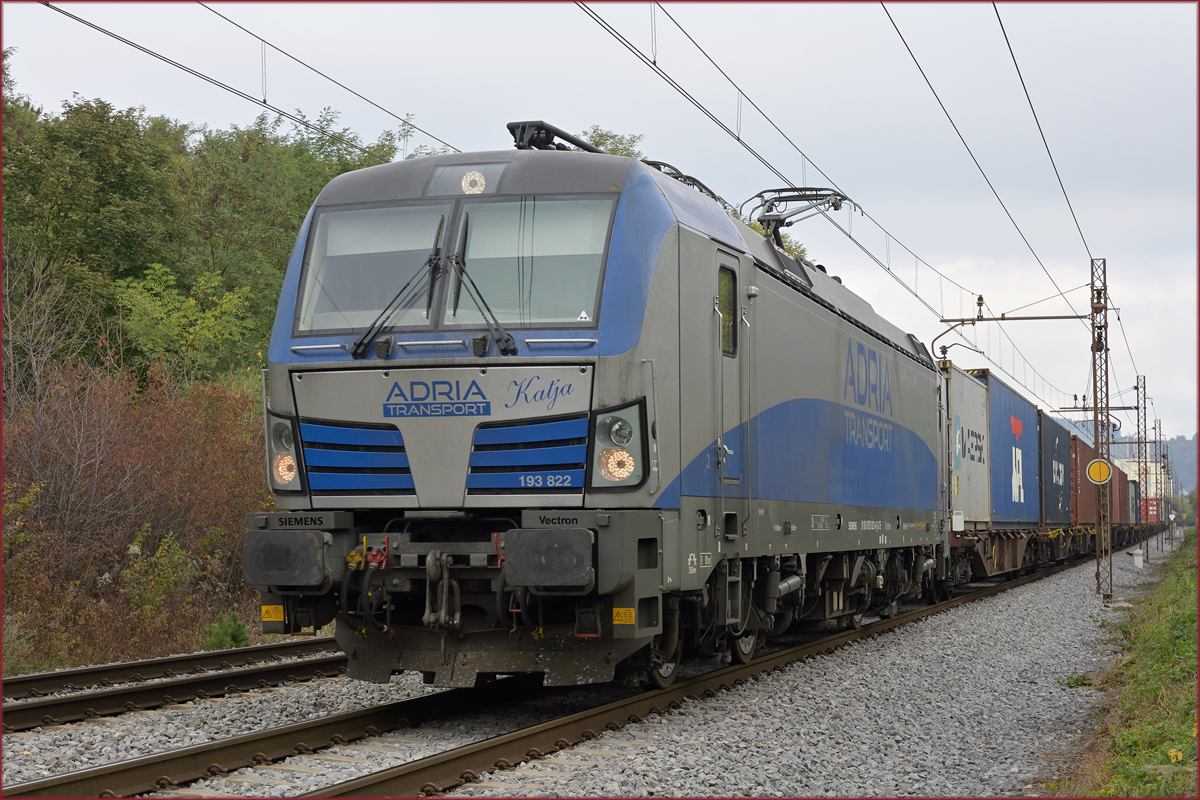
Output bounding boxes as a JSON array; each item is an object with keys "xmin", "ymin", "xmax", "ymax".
[{"xmin": 518, "ymin": 474, "xmax": 572, "ymax": 487}]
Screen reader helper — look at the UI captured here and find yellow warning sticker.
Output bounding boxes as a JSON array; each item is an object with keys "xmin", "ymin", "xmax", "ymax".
[
  {"xmin": 612, "ymin": 607, "xmax": 636, "ymax": 625},
  {"xmin": 261, "ymin": 605, "xmax": 285, "ymax": 622}
]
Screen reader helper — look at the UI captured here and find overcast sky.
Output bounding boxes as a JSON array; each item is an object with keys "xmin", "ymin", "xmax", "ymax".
[{"xmin": 5, "ymin": 2, "xmax": 1196, "ymax": 447}]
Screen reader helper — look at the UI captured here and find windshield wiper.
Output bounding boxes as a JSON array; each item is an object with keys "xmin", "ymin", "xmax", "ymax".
[
  {"xmin": 350, "ymin": 216, "xmax": 445, "ymax": 359},
  {"xmin": 449, "ymin": 213, "xmax": 517, "ymax": 355}
]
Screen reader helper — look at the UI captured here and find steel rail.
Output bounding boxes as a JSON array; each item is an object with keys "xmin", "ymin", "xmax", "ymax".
[
  {"xmin": 1, "ymin": 674, "xmax": 547, "ymax": 798},
  {"xmin": 3, "ymin": 637, "xmax": 338, "ymax": 700},
  {"xmin": 308, "ymin": 561, "xmax": 1081, "ymax": 797},
  {"xmin": 3, "ymin": 561, "xmax": 1080, "ymax": 798},
  {"xmin": 3, "ymin": 654, "xmax": 347, "ymax": 732}
]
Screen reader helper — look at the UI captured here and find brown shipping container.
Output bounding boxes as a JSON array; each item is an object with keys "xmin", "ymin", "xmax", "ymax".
[
  {"xmin": 1071, "ymin": 435, "xmax": 1098, "ymax": 526},
  {"xmin": 1113, "ymin": 468, "xmax": 1130, "ymax": 524}
]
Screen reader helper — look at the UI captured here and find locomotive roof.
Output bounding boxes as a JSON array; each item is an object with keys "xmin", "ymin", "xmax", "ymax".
[{"xmin": 314, "ymin": 149, "xmax": 638, "ymax": 206}]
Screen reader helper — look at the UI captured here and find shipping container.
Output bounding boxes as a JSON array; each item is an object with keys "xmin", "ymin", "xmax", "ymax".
[
  {"xmin": 1130, "ymin": 480, "xmax": 1141, "ymax": 524},
  {"xmin": 1038, "ymin": 410, "xmax": 1072, "ymax": 527},
  {"xmin": 1071, "ymin": 435, "xmax": 1097, "ymax": 526},
  {"xmin": 967, "ymin": 369, "xmax": 1040, "ymax": 527},
  {"xmin": 1113, "ymin": 468, "xmax": 1130, "ymax": 524},
  {"xmin": 942, "ymin": 361, "xmax": 991, "ymax": 529}
]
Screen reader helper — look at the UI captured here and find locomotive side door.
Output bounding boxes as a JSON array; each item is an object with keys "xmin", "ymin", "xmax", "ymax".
[{"xmin": 715, "ymin": 251, "xmax": 747, "ymax": 538}]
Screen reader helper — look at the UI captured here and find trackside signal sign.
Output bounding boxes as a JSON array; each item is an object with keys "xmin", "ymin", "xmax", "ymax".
[{"xmin": 1086, "ymin": 458, "xmax": 1112, "ymax": 485}]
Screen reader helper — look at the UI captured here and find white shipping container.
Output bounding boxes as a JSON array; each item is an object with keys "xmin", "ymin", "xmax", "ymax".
[{"xmin": 942, "ymin": 361, "xmax": 991, "ymax": 527}]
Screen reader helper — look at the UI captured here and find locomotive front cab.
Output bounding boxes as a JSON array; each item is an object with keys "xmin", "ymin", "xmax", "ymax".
[{"xmin": 245, "ymin": 145, "xmax": 685, "ymax": 687}]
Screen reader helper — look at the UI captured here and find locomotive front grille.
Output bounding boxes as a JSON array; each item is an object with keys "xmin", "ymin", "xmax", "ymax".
[
  {"xmin": 466, "ymin": 414, "xmax": 588, "ymax": 496},
  {"xmin": 299, "ymin": 421, "xmax": 415, "ymax": 495}
]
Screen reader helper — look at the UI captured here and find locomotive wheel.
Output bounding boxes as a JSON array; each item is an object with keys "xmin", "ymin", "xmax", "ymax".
[
  {"xmin": 843, "ymin": 611, "xmax": 864, "ymax": 630},
  {"xmin": 924, "ymin": 581, "xmax": 949, "ymax": 605},
  {"xmin": 648, "ymin": 639, "xmax": 683, "ymax": 688},
  {"xmin": 730, "ymin": 630, "xmax": 758, "ymax": 664}
]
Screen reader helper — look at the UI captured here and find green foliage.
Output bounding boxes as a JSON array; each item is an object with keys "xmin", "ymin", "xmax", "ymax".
[
  {"xmin": 115, "ymin": 264, "xmax": 253, "ymax": 376},
  {"xmin": 120, "ymin": 527, "xmax": 197, "ymax": 614},
  {"xmin": 2, "ymin": 51, "xmax": 420, "ymax": 384},
  {"xmin": 3, "ymin": 96, "xmax": 182, "ymax": 278},
  {"xmin": 1058, "ymin": 672, "xmax": 1092, "ymax": 688},
  {"xmin": 729, "ymin": 210, "xmax": 810, "ymax": 262},
  {"xmin": 578, "ymin": 125, "xmax": 645, "ymax": 159},
  {"xmin": 201, "ymin": 613, "xmax": 252, "ymax": 651}
]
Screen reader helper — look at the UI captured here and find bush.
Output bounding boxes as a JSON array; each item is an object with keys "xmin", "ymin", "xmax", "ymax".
[
  {"xmin": 2, "ymin": 362, "xmax": 272, "ymax": 671},
  {"xmin": 201, "ymin": 613, "xmax": 252, "ymax": 651}
]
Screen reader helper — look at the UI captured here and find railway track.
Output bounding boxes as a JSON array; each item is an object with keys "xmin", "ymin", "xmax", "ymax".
[
  {"xmin": 2, "ymin": 560, "xmax": 1082, "ymax": 798},
  {"xmin": 2, "ymin": 639, "xmax": 343, "ymax": 733}
]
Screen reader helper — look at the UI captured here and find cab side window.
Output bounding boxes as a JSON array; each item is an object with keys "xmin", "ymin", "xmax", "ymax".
[{"xmin": 718, "ymin": 266, "xmax": 737, "ymax": 356}]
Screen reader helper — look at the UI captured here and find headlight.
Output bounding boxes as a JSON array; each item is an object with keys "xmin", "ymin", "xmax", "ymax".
[
  {"xmin": 600, "ymin": 416, "xmax": 633, "ymax": 446},
  {"xmin": 273, "ymin": 453, "xmax": 298, "ymax": 484},
  {"xmin": 598, "ymin": 448, "xmax": 636, "ymax": 481},
  {"xmin": 272, "ymin": 421, "xmax": 294, "ymax": 451},
  {"xmin": 590, "ymin": 400, "xmax": 646, "ymax": 490},
  {"xmin": 265, "ymin": 413, "xmax": 302, "ymax": 492}
]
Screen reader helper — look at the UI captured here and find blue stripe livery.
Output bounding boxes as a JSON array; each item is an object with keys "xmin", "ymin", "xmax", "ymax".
[
  {"xmin": 472, "ymin": 418, "xmax": 588, "ymax": 446},
  {"xmin": 658, "ymin": 398, "xmax": 937, "ymax": 510},
  {"xmin": 303, "ymin": 449, "xmax": 409, "ymax": 470},
  {"xmin": 469, "ymin": 444, "xmax": 587, "ymax": 468},
  {"xmin": 299, "ymin": 423, "xmax": 404, "ymax": 449},
  {"xmin": 308, "ymin": 473, "xmax": 415, "ymax": 492}
]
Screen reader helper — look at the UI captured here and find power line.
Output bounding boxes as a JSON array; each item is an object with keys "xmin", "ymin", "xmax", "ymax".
[
  {"xmin": 652, "ymin": 2, "xmax": 976, "ymax": 299},
  {"xmin": 197, "ymin": 2, "xmax": 459, "ymax": 153},
  {"xmin": 43, "ymin": 2, "xmax": 385, "ymax": 164},
  {"xmin": 991, "ymin": 3, "xmax": 1092, "ymax": 262},
  {"xmin": 579, "ymin": 2, "xmax": 1075, "ymax": 411},
  {"xmin": 991, "ymin": 3, "xmax": 1142, "ymax": 381},
  {"xmin": 1001, "ymin": 283, "xmax": 1087, "ymax": 316},
  {"xmin": 575, "ymin": 2, "xmax": 791, "ymax": 186},
  {"xmin": 880, "ymin": 3, "xmax": 1088, "ymax": 332}
]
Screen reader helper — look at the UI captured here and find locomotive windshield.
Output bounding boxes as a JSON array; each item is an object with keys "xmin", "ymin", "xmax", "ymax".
[
  {"xmin": 444, "ymin": 196, "xmax": 615, "ymax": 328},
  {"xmin": 297, "ymin": 202, "xmax": 453, "ymax": 334},
  {"xmin": 296, "ymin": 195, "xmax": 615, "ymax": 335}
]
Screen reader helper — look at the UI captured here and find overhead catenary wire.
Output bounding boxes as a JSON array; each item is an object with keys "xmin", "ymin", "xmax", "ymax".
[
  {"xmin": 582, "ymin": 2, "xmax": 1080, "ymax": 410},
  {"xmin": 991, "ymin": 3, "xmax": 1091, "ymax": 263},
  {"xmin": 651, "ymin": 2, "xmax": 976, "ymax": 299},
  {"xmin": 575, "ymin": 2, "xmax": 792, "ymax": 187},
  {"xmin": 1001, "ymin": 284, "xmax": 1088, "ymax": 316},
  {"xmin": 880, "ymin": 3, "xmax": 1088, "ymax": 333},
  {"xmin": 991, "ymin": 3, "xmax": 1142, "ymax": 386},
  {"xmin": 43, "ymin": 2, "xmax": 386, "ymax": 164},
  {"xmin": 197, "ymin": 2, "xmax": 459, "ymax": 153}
]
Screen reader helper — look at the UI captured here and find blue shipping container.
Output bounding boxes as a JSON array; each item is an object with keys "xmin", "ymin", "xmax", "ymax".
[
  {"xmin": 1038, "ymin": 410, "xmax": 1072, "ymax": 526},
  {"xmin": 967, "ymin": 369, "xmax": 1041, "ymax": 526}
]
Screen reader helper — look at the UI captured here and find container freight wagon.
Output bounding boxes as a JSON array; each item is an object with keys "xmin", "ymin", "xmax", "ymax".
[
  {"xmin": 1113, "ymin": 467, "xmax": 1130, "ymax": 526},
  {"xmin": 966, "ymin": 370, "xmax": 1039, "ymax": 528},
  {"xmin": 1071, "ymin": 435, "xmax": 1098, "ymax": 527},
  {"xmin": 952, "ymin": 369, "xmax": 1036, "ymax": 576},
  {"xmin": 1038, "ymin": 411, "xmax": 1072, "ymax": 560},
  {"xmin": 941, "ymin": 361, "xmax": 990, "ymax": 532},
  {"xmin": 1038, "ymin": 411, "xmax": 1071, "ymax": 527}
]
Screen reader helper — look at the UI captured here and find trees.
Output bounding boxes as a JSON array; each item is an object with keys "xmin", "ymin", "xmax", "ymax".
[{"xmin": 578, "ymin": 125, "xmax": 644, "ymax": 159}]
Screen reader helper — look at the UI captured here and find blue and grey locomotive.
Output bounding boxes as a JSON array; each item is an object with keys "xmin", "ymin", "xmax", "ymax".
[{"xmin": 242, "ymin": 122, "xmax": 1124, "ymax": 688}]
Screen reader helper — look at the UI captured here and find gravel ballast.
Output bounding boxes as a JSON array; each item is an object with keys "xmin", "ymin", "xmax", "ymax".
[
  {"xmin": 3, "ymin": 534, "xmax": 1180, "ymax": 796},
  {"xmin": 2, "ymin": 671, "xmax": 438, "ymax": 784},
  {"xmin": 452, "ymin": 540, "xmax": 1181, "ymax": 797}
]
